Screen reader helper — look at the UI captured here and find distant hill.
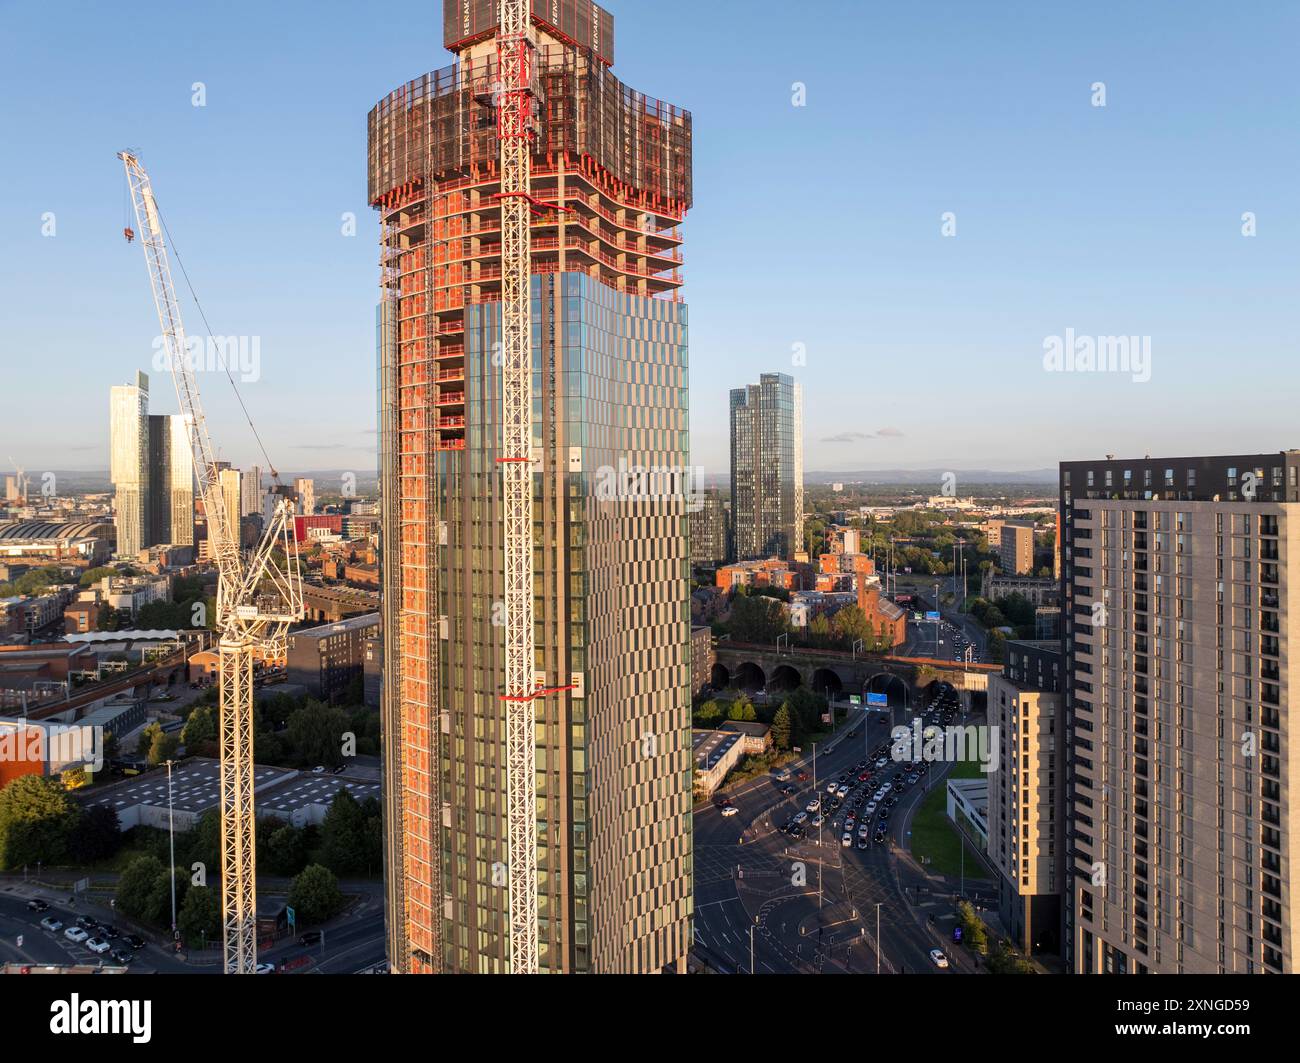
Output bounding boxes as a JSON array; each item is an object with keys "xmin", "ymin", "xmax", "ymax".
[{"xmin": 803, "ymin": 468, "xmax": 1056, "ymax": 486}]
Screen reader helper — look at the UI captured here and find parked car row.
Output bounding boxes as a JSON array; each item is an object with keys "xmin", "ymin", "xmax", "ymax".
[{"xmin": 36, "ymin": 908, "xmax": 143, "ymax": 967}]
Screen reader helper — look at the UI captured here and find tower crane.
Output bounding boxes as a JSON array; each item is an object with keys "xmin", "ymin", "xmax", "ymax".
[
  {"xmin": 495, "ymin": 0, "xmax": 540, "ymax": 974},
  {"xmin": 118, "ymin": 151, "xmax": 303, "ymax": 974}
]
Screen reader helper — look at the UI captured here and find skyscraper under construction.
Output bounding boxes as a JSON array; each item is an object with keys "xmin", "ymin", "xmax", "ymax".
[{"xmin": 370, "ymin": 0, "xmax": 693, "ymax": 973}]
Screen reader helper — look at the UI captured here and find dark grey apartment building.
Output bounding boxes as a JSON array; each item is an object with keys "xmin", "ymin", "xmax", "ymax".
[
  {"xmin": 1059, "ymin": 451, "xmax": 1300, "ymax": 974},
  {"xmin": 729, "ymin": 372, "xmax": 803, "ymax": 560},
  {"xmin": 286, "ymin": 612, "xmax": 380, "ymax": 703}
]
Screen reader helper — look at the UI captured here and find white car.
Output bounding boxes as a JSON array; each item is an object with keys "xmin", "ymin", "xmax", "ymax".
[
  {"xmin": 86, "ymin": 936, "xmax": 111, "ymax": 954},
  {"xmin": 929, "ymin": 948, "xmax": 949, "ymax": 969},
  {"xmin": 811, "ymin": 814, "xmax": 824, "ymax": 827},
  {"xmin": 312, "ymin": 765, "xmax": 326, "ymax": 774},
  {"xmin": 40, "ymin": 916, "xmax": 64, "ymax": 932},
  {"xmin": 841, "ymin": 833, "xmax": 853, "ymax": 847},
  {"xmin": 864, "ymin": 802, "xmax": 878, "ymax": 815},
  {"xmin": 720, "ymin": 805, "xmax": 738, "ymax": 818},
  {"xmin": 793, "ymin": 811, "xmax": 809, "ymax": 825},
  {"xmin": 836, "ymin": 784, "xmax": 850, "ymax": 797},
  {"xmin": 875, "ymin": 757, "xmax": 888, "ymax": 769},
  {"xmin": 805, "ymin": 799, "xmax": 821, "ymax": 814},
  {"xmin": 254, "ymin": 962, "xmax": 276, "ymax": 974},
  {"xmin": 826, "ymin": 781, "xmax": 839, "ymax": 795},
  {"xmin": 64, "ymin": 926, "xmax": 89, "ymax": 943}
]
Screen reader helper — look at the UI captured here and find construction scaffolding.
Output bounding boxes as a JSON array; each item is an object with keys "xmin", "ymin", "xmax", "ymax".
[{"xmin": 368, "ymin": 46, "xmax": 692, "ymax": 214}]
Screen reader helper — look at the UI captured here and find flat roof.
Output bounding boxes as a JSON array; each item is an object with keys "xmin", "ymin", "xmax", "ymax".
[
  {"xmin": 290, "ymin": 613, "xmax": 381, "ymax": 642},
  {"xmin": 84, "ymin": 758, "xmax": 297, "ymax": 815},
  {"xmin": 692, "ymin": 728, "xmax": 741, "ymax": 771},
  {"xmin": 257, "ymin": 773, "xmax": 382, "ymax": 814}
]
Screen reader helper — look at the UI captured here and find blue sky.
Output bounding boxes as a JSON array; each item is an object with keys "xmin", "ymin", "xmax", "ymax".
[{"xmin": 1, "ymin": 0, "xmax": 1296, "ymax": 482}]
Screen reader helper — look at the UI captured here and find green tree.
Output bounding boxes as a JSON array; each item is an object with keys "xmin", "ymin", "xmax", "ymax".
[
  {"xmin": 727, "ymin": 593, "xmax": 787, "ymax": 644},
  {"xmin": 181, "ymin": 704, "xmax": 218, "ymax": 749},
  {"xmin": 286, "ymin": 700, "xmax": 350, "ymax": 768},
  {"xmin": 147, "ymin": 728, "xmax": 179, "ymax": 767},
  {"xmin": 770, "ymin": 704, "xmax": 793, "ymax": 751},
  {"xmin": 117, "ymin": 854, "xmax": 168, "ymax": 924},
  {"xmin": 68, "ymin": 805, "xmax": 122, "ymax": 864},
  {"xmin": 0, "ymin": 775, "xmax": 80, "ymax": 869},
  {"xmin": 263, "ymin": 824, "xmax": 310, "ymax": 877},
  {"xmin": 177, "ymin": 884, "xmax": 220, "ymax": 948},
  {"xmin": 694, "ymin": 700, "xmax": 723, "ymax": 726},
  {"xmin": 181, "ymin": 809, "xmax": 221, "ymax": 879},
  {"xmin": 957, "ymin": 900, "xmax": 989, "ymax": 956},
  {"xmin": 79, "ymin": 566, "xmax": 117, "ymax": 587},
  {"xmin": 726, "ymin": 693, "xmax": 757, "ymax": 723},
  {"xmin": 287, "ymin": 864, "xmax": 344, "ymax": 925},
  {"xmin": 319, "ymin": 789, "xmax": 375, "ymax": 875},
  {"xmin": 830, "ymin": 604, "xmax": 872, "ymax": 649}
]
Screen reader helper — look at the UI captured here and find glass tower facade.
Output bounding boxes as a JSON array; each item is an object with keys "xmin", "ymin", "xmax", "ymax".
[
  {"xmin": 371, "ymin": 2, "xmax": 694, "ymax": 974},
  {"xmin": 730, "ymin": 372, "xmax": 804, "ymax": 560}
]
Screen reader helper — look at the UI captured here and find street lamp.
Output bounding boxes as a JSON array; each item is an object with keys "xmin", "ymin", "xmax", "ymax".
[
  {"xmin": 165, "ymin": 759, "xmax": 177, "ymax": 941},
  {"xmin": 776, "ymin": 632, "xmax": 789, "ymax": 655},
  {"xmin": 875, "ymin": 902, "xmax": 882, "ymax": 974}
]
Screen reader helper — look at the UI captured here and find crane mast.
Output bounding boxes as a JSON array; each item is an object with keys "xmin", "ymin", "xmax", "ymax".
[
  {"xmin": 496, "ymin": 0, "xmax": 539, "ymax": 974},
  {"xmin": 118, "ymin": 151, "xmax": 303, "ymax": 974}
]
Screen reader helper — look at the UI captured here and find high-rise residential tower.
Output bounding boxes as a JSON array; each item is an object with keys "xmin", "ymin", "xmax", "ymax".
[
  {"xmin": 110, "ymin": 372, "xmax": 150, "ymax": 556},
  {"xmin": 111, "ymin": 373, "xmax": 194, "ymax": 555},
  {"xmin": 241, "ymin": 465, "xmax": 262, "ymax": 518},
  {"xmin": 294, "ymin": 477, "xmax": 315, "ymax": 517},
  {"xmin": 729, "ymin": 372, "xmax": 803, "ymax": 561},
  {"xmin": 689, "ymin": 486, "xmax": 729, "ymax": 568},
  {"xmin": 1060, "ymin": 452, "xmax": 1300, "ymax": 974},
  {"xmin": 148, "ymin": 413, "xmax": 195, "ymax": 548},
  {"xmin": 371, "ymin": 0, "xmax": 693, "ymax": 974},
  {"xmin": 218, "ymin": 468, "xmax": 242, "ymax": 546}
]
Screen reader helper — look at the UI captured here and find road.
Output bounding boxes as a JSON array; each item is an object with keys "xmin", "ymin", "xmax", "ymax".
[
  {"xmin": 0, "ymin": 876, "xmax": 386, "ymax": 975},
  {"xmin": 693, "ymin": 704, "xmax": 967, "ymax": 975}
]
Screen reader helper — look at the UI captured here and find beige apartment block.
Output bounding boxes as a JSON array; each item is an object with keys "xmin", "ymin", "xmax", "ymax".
[{"xmin": 987, "ymin": 640, "xmax": 1063, "ymax": 956}]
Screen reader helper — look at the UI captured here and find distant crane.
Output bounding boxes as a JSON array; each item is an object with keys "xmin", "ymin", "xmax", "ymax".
[
  {"xmin": 118, "ymin": 151, "xmax": 303, "ymax": 974},
  {"xmin": 6, "ymin": 458, "xmax": 30, "ymax": 504}
]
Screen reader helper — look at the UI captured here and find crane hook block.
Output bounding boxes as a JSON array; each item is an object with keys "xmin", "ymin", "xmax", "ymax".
[{"xmin": 123, "ymin": 227, "xmax": 135, "ymax": 243}]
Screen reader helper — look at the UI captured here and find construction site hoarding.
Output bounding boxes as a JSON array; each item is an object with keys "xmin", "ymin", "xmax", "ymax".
[
  {"xmin": 444, "ymin": 0, "xmax": 615, "ymax": 66},
  {"xmin": 368, "ymin": 47, "xmax": 690, "ymax": 209}
]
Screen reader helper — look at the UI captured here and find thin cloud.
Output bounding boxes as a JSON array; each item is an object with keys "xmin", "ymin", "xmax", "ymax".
[{"xmin": 821, "ymin": 428, "xmax": 905, "ymax": 443}]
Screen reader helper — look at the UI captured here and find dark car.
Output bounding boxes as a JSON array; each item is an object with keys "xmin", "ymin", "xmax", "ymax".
[
  {"xmin": 299, "ymin": 930, "xmax": 322, "ymax": 946},
  {"xmin": 76, "ymin": 916, "xmax": 96, "ymax": 930},
  {"xmin": 101, "ymin": 924, "xmax": 120, "ymax": 939},
  {"xmin": 110, "ymin": 949, "xmax": 134, "ymax": 966},
  {"xmin": 124, "ymin": 934, "xmax": 146, "ymax": 950},
  {"xmin": 26, "ymin": 899, "xmax": 50, "ymax": 912},
  {"xmin": 331, "ymin": 764, "xmax": 346, "ymax": 775}
]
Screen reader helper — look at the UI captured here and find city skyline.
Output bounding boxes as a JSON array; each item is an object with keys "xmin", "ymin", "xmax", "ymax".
[
  {"xmin": 3, "ymin": 0, "xmax": 1297, "ymax": 476},
  {"xmin": 3, "ymin": 0, "xmax": 1299, "ymax": 1013}
]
